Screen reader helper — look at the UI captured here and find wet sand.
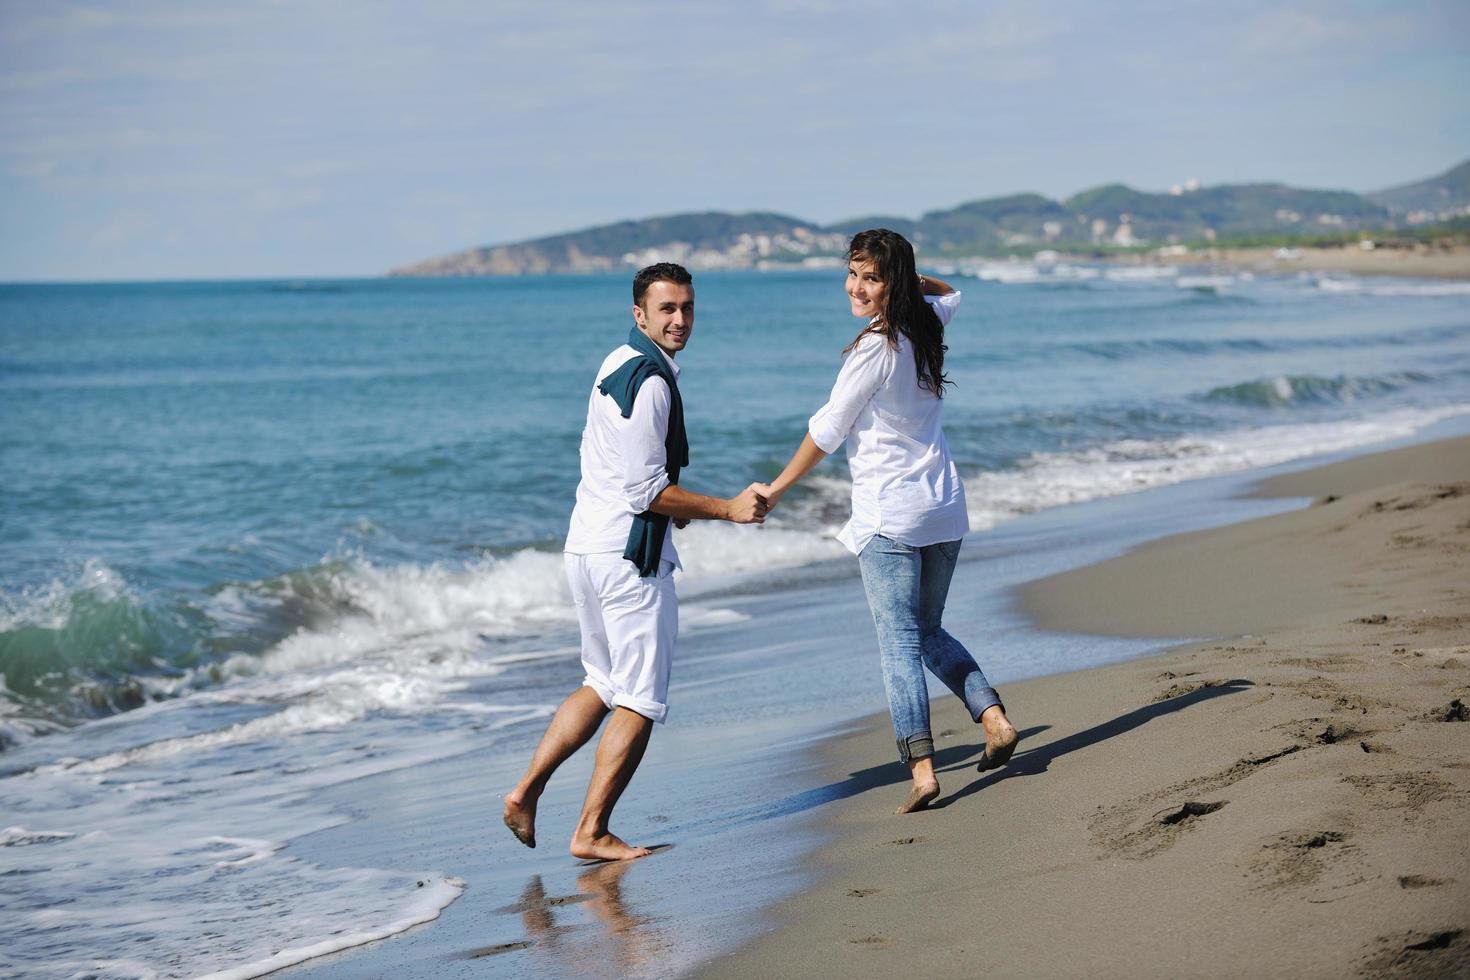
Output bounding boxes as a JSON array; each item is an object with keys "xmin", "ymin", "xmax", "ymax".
[{"xmin": 699, "ymin": 437, "xmax": 1470, "ymax": 978}]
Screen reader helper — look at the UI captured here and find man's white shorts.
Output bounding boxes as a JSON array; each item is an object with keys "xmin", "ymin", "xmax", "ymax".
[{"xmin": 564, "ymin": 552, "xmax": 677, "ymax": 724}]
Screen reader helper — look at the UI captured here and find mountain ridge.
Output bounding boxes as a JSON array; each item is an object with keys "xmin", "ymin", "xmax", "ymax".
[{"xmin": 389, "ymin": 158, "xmax": 1470, "ymax": 277}]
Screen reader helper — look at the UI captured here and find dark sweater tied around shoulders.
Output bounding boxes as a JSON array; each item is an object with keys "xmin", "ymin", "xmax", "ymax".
[{"xmin": 596, "ymin": 328, "xmax": 689, "ymax": 576}]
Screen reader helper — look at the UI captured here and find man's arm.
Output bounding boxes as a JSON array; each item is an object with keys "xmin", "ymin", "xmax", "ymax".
[
  {"xmin": 618, "ymin": 374, "xmax": 766, "ymax": 525},
  {"xmin": 649, "ymin": 483, "xmax": 768, "ymax": 524}
]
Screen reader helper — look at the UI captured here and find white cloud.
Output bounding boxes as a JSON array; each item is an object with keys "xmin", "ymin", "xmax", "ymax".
[{"xmin": 0, "ymin": 0, "xmax": 1465, "ymax": 280}]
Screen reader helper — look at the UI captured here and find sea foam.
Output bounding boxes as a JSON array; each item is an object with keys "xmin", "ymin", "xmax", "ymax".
[{"xmin": 963, "ymin": 404, "xmax": 1470, "ymax": 531}]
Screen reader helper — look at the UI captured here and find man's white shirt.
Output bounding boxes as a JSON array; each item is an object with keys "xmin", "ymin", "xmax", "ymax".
[{"xmin": 564, "ymin": 343, "xmax": 681, "ymax": 569}]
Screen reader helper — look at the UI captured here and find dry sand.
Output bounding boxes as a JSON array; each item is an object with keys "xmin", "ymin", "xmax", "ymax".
[{"xmin": 699, "ymin": 437, "xmax": 1470, "ymax": 979}]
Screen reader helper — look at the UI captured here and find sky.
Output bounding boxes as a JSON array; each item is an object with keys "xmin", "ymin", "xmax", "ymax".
[{"xmin": 1, "ymin": 0, "xmax": 1466, "ymax": 281}]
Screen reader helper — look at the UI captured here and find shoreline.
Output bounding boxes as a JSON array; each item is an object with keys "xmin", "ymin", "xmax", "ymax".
[
  {"xmin": 1153, "ymin": 244, "xmax": 1470, "ymax": 281},
  {"xmin": 698, "ymin": 436, "xmax": 1470, "ymax": 978}
]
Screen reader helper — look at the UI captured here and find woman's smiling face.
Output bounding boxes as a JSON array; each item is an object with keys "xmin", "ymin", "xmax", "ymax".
[{"xmin": 846, "ymin": 255, "xmax": 886, "ymax": 321}]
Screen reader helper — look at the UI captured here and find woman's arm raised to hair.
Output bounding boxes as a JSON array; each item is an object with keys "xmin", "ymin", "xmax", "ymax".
[{"xmin": 918, "ymin": 273, "xmax": 956, "ymax": 296}]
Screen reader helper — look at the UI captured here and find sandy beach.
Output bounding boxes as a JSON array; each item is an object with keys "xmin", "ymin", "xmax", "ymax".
[
  {"xmin": 1165, "ymin": 245, "xmax": 1470, "ymax": 281},
  {"xmin": 699, "ymin": 436, "xmax": 1470, "ymax": 979}
]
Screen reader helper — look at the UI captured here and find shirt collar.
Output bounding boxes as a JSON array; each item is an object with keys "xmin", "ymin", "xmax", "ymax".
[{"xmin": 654, "ymin": 344, "xmax": 680, "ymax": 378}]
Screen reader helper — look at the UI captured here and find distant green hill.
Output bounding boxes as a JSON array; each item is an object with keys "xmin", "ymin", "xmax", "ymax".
[
  {"xmin": 1042, "ymin": 183, "xmax": 1389, "ymax": 247},
  {"xmin": 1367, "ymin": 159, "xmax": 1470, "ymax": 217},
  {"xmin": 389, "ymin": 159, "xmax": 1466, "ymax": 275},
  {"xmin": 390, "ymin": 211, "xmax": 841, "ymax": 276},
  {"xmin": 826, "ymin": 215, "xmax": 920, "ymax": 238},
  {"xmin": 915, "ymin": 194, "xmax": 1071, "ymax": 252}
]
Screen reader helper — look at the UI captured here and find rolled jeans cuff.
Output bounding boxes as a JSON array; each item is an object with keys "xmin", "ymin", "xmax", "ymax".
[
  {"xmin": 968, "ymin": 687, "xmax": 1004, "ymax": 723},
  {"xmin": 897, "ymin": 731, "xmax": 934, "ymax": 763}
]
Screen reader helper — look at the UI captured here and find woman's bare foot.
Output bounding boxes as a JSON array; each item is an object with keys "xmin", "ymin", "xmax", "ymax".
[
  {"xmin": 896, "ymin": 780, "xmax": 940, "ymax": 814},
  {"xmin": 570, "ymin": 831, "xmax": 652, "ymax": 862},
  {"xmin": 503, "ymin": 793, "xmax": 537, "ymax": 848},
  {"xmin": 977, "ymin": 706, "xmax": 1018, "ymax": 772}
]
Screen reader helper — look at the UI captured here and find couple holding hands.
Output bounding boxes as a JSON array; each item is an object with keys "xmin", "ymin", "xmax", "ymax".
[{"xmin": 503, "ymin": 229, "xmax": 1018, "ymax": 861}]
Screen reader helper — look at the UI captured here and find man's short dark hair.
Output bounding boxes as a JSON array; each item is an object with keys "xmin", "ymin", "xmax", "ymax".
[{"xmin": 633, "ymin": 262, "xmax": 693, "ymax": 307}]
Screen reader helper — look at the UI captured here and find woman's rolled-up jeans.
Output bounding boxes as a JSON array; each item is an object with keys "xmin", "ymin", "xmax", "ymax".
[{"xmin": 857, "ymin": 534, "xmax": 1003, "ymax": 763}]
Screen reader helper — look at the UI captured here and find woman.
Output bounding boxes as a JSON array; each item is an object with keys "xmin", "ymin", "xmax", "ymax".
[{"xmin": 762, "ymin": 228, "xmax": 1018, "ymax": 814}]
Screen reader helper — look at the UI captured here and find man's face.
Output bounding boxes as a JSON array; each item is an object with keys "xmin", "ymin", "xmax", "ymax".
[{"xmin": 633, "ymin": 281, "xmax": 695, "ymax": 357}]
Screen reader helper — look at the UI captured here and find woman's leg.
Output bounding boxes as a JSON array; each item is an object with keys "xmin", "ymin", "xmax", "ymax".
[
  {"xmin": 859, "ymin": 535, "xmax": 931, "ymax": 762},
  {"xmin": 858, "ymin": 535, "xmax": 941, "ymax": 812},
  {"xmin": 918, "ymin": 540, "xmax": 1018, "ymax": 768},
  {"xmin": 916, "ymin": 540, "xmax": 1001, "ymax": 719}
]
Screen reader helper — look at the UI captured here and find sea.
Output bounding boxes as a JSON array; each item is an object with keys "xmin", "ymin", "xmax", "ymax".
[{"xmin": 3, "ymin": 263, "xmax": 1469, "ymax": 977}]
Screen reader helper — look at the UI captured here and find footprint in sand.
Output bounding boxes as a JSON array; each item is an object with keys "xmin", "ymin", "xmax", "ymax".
[
  {"xmin": 464, "ymin": 940, "xmax": 532, "ymax": 958},
  {"xmin": 1091, "ymin": 742, "xmax": 1323, "ymax": 861},
  {"xmin": 1428, "ymin": 698, "xmax": 1467, "ymax": 722},
  {"xmin": 1278, "ymin": 655, "xmax": 1366, "ymax": 674},
  {"xmin": 1090, "ymin": 799, "xmax": 1228, "ymax": 860},
  {"xmin": 1249, "ymin": 829, "xmax": 1353, "ymax": 892},
  {"xmin": 1149, "ymin": 679, "xmax": 1226, "ymax": 703},
  {"xmin": 1343, "ymin": 771, "xmax": 1458, "ymax": 820},
  {"xmin": 1155, "ymin": 800, "xmax": 1227, "ymax": 826},
  {"xmin": 1398, "ymin": 874, "xmax": 1454, "ymax": 889},
  {"xmin": 1316, "ymin": 722, "xmax": 1361, "ymax": 744},
  {"xmin": 1358, "ymin": 928, "xmax": 1469, "ymax": 977}
]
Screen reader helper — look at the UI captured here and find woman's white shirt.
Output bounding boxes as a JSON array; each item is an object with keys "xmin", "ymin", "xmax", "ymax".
[{"xmin": 808, "ymin": 292, "xmax": 968, "ymax": 555}]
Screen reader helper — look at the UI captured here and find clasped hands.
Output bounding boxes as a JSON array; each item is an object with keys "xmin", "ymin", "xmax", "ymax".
[
  {"xmin": 723, "ymin": 481, "xmax": 781, "ymax": 526},
  {"xmin": 669, "ymin": 482, "xmax": 781, "ymax": 528}
]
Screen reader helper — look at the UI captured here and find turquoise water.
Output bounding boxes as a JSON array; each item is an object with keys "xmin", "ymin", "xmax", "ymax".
[
  {"xmin": 2, "ymin": 266, "xmax": 1468, "ymax": 976},
  {"xmin": 4, "ymin": 270, "xmax": 1469, "ymax": 729}
]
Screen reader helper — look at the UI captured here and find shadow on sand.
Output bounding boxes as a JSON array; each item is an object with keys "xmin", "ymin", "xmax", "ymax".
[{"xmin": 755, "ymin": 678, "xmax": 1253, "ymax": 819}]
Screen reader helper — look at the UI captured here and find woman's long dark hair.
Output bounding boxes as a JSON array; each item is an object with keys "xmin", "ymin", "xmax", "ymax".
[{"xmin": 842, "ymin": 228, "xmax": 951, "ymax": 396}]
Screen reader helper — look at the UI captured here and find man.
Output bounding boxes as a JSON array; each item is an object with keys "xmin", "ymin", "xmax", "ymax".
[{"xmin": 503, "ymin": 262, "xmax": 768, "ymax": 861}]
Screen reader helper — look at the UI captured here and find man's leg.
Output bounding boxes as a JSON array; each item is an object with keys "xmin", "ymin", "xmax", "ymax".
[
  {"xmin": 503, "ymin": 686, "xmax": 610, "ymax": 847},
  {"xmin": 570, "ymin": 706, "xmax": 655, "ymax": 861},
  {"xmin": 565, "ymin": 556, "xmax": 673, "ymax": 860},
  {"xmin": 504, "ymin": 553, "xmax": 620, "ymax": 848}
]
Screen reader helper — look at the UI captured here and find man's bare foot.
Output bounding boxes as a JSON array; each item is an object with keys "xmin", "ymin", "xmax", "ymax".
[
  {"xmin": 570, "ymin": 831, "xmax": 652, "ymax": 862},
  {"xmin": 977, "ymin": 707, "xmax": 1019, "ymax": 772},
  {"xmin": 896, "ymin": 780, "xmax": 940, "ymax": 814},
  {"xmin": 503, "ymin": 794, "xmax": 536, "ymax": 848}
]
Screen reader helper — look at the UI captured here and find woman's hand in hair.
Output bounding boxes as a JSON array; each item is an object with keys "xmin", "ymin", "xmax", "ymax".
[{"xmin": 917, "ymin": 273, "xmax": 955, "ymax": 296}]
